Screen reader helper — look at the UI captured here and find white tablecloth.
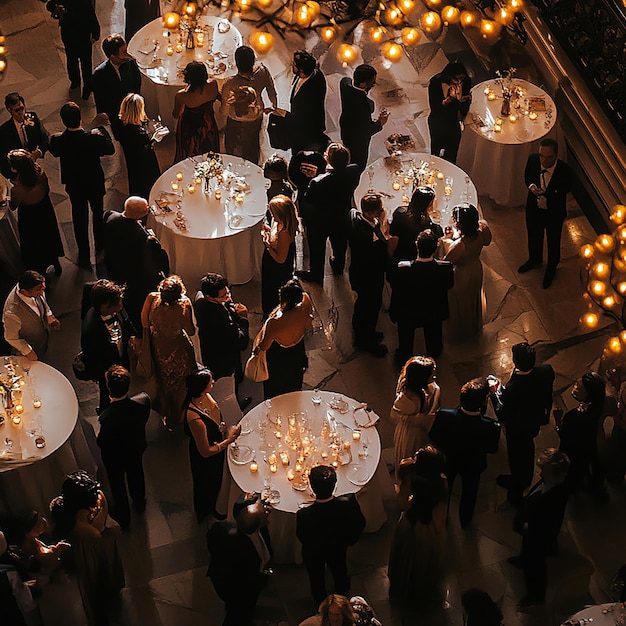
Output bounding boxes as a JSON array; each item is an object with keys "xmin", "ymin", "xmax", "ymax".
[
  {"xmin": 229, "ymin": 390, "xmax": 392, "ymax": 563},
  {"xmin": 562, "ymin": 603, "xmax": 619, "ymax": 625},
  {"xmin": 148, "ymin": 154, "xmax": 265, "ymax": 288},
  {"xmin": 457, "ymin": 78, "xmax": 557, "ymax": 207},
  {"xmin": 0, "ymin": 204, "xmax": 22, "ymax": 281},
  {"xmin": 0, "ymin": 358, "xmax": 95, "ymax": 516},
  {"xmin": 128, "ymin": 15, "xmax": 242, "ymax": 129},
  {"xmin": 355, "ymin": 152, "xmax": 478, "ymax": 229}
]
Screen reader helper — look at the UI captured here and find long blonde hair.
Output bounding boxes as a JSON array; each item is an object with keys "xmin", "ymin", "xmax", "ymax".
[
  {"xmin": 119, "ymin": 93, "xmax": 147, "ymax": 126},
  {"xmin": 268, "ymin": 194, "xmax": 299, "ymax": 240}
]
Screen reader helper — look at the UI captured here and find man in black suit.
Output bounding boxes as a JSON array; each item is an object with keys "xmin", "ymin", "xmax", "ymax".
[
  {"xmin": 97, "ymin": 365, "xmax": 150, "ymax": 530},
  {"xmin": 339, "ymin": 64, "xmax": 389, "ymax": 171},
  {"xmin": 207, "ymin": 493, "xmax": 271, "ymax": 626},
  {"xmin": 508, "ymin": 448, "xmax": 570, "ymax": 606},
  {"xmin": 124, "ymin": 0, "xmax": 160, "ymax": 41},
  {"xmin": 348, "ymin": 193, "xmax": 389, "ymax": 357},
  {"xmin": 81, "ymin": 279, "xmax": 136, "ymax": 412},
  {"xmin": 296, "ymin": 465, "xmax": 365, "ymax": 607},
  {"xmin": 193, "ymin": 272, "xmax": 250, "ymax": 407},
  {"xmin": 103, "ymin": 196, "xmax": 169, "ymax": 332},
  {"xmin": 390, "ymin": 229, "xmax": 454, "ymax": 364},
  {"xmin": 429, "ymin": 378, "xmax": 501, "ymax": 528},
  {"xmin": 518, "ymin": 138, "xmax": 573, "ymax": 289},
  {"xmin": 287, "ymin": 149, "xmax": 327, "ymax": 209},
  {"xmin": 297, "ymin": 143, "xmax": 361, "ymax": 285},
  {"xmin": 494, "ymin": 342, "xmax": 555, "ymax": 507},
  {"xmin": 49, "ymin": 102, "xmax": 115, "ymax": 270},
  {"xmin": 284, "ymin": 50, "xmax": 327, "ymax": 155},
  {"xmin": 46, "ymin": 0, "xmax": 100, "ymax": 99},
  {"xmin": 0, "ymin": 93, "xmax": 50, "ymax": 180},
  {"xmin": 92, "ymin": 34, "xmax": 142, "ymax": 140}
]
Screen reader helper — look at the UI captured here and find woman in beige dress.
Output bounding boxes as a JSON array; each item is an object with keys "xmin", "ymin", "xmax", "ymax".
[
  {"xmin": 391, "ymin": 356, "xmax": 441, "ymax": 475},
  {"xmin": 444, "ymin": 204, "xmax": 492, "ymax": 340},
  {"xmin": 141, "ymin": 275, "xmax": 197, "ymax": 429}
]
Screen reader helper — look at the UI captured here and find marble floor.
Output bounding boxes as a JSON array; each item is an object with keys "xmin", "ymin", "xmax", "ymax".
[{"xmin": 1, "ymin": 1, "xmax": 624, "ymax": 625}]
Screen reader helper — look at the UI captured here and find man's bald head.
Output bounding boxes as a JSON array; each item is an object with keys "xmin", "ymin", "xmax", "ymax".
[{"xmin": 123, "ymin": 195, "xmax": 149, "ymax": 220}]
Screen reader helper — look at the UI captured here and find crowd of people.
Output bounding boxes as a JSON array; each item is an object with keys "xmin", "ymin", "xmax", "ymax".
[{"xmin": 0, "ymin": 4, "xmax": 598, "ymax": 625}]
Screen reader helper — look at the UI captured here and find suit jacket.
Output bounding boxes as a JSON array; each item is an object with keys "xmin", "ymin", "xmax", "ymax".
[
  {"xmin": 524, "ymin": 154, "xmax": 573, "ymax": 220},
  {"xmin": 0, "ymin": 112, "xmax": 50, "ymax": 179},
  {"xmin": 287, "ymin": 69, "xmax": 327, "ymax": 151},
  {"xmin": 287, "ymin": 150, "xmax": 327, "ymax": 199},
  {"xmin": 429, "ymin": 407, "xmax": 500, "ymax": 473},
  {"xmin": 389, "ymin": 258, "xmax": 454, "ymax": 325},
  {"xmin": 499, "ymin": 365, "xmax": 555, "ymax": 437},
  {"xmin": 80, "ymin": 306, "xmax": 136, "ymax": 379},
  {"xmin": 301, "ymin": 164, "xmax": 361, "ymax": 228},
  {"xmin": 2, "ymin": 286, "xmax": 50, "ymax": 358},
  {"xmin": 348, "ymin": 209, "xmax": 388, "ymax": 291},
  {"xmin": 92, "ymin": 59, "xmax": 142, "ymax": 134},
  {"xmin": 49, "ymin": 126, "xmax": 114, "ymax": 197},
  {"xmin": 193, "ymin": 293, "xmax": 249, "ymax": 381},
  {"xmin": 339, "ymin": 77, "xmax": 383, "ymax": 145},
  {"xmin": 46, "ymin": 0, "xmax": 100, "ymax": 45},
  {"xmin": 96, "ymin": 392, "xmax": 150, "ymax": 458},
  {"xmin": 296, "ymin": 494, "xmax": 365, "ymax": 561},
  {"xmin": 427, "ymin": 73, "xmax": 471, "ymax": 130}
]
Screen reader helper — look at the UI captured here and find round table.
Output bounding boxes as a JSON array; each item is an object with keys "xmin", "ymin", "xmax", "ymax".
[
  {"xmin": 0, "ymin": 358, "xmax": 95, "ymax": 516},
  {"xmin": 354, "ymin": 152, "xmax": 478, "ymax": 229},
  {"xmin": 228, "ymin": 390, "xmax": 390, "ymax": 563},
  {"xmin": 128, "ymin": 15, "xmax": 243, "ymax": 129},
  {"xmin": 457, "ymin": 78, "xmax": 557, "ymax": 207},
  {"xmin": 562, "ymin": 603, "xmax": 619, "ymax": 625},
  {"xmin": 148, "ymin": 154, "xmax": 266, "ymax": 289}
]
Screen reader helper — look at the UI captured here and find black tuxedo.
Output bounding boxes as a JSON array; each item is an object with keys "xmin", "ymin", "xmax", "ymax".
[
  {"xmin": 390, "ymin": 257, "xmax": 454, "ymax": 360},
  {"xmin": 348, "ymin": 209, "xmax": 388, "ymax": 347},
  {"xmin": 207, "ymin": 521, "xmax": 268, "ymax": 626},
  {"xmin": 92, "ymin": 59, "xmax": 142, "ymax": 139},
  {"xmin": 524, "ymin": 154, "xmax": 573, "ymax": 270},
  {"xmin": 46, "ymin": 0, "xmax": 99, "ymax": 92},
  {"xmin": 49, "ymin": 126, "xmax": 115, "ymax": 263},
  {"xmin": 124, "ymin": 0, "xmax": 160, "ymax": 41},
  {"xmin": 498, "ymin": 365, "xmax": 555, "ymax": 500},
  {"xmin": 339, "ymin": 77, "xmax": 383, "ymax": 170},
  {"xmin": 429, "ymin": 407, "xmax": 500, "ymax": 527},
  {"xmin": 97, "ymin": 392, "xmax": 150, "ymax": 528},
  {"xmin": 287, "ymin": 150, "xmax": 327, "ymax": 207},
  {"xmin": 514, "ymin": 480, "xmax": 569, "ymax": 600},
  {"xmin": 81, "ymin": 306, "xmax": 136, "ymax": 409},
  {"xmin": 193, "ymin": 293, "xmax": 249, "ymax": 382},
  {"xmin": 0, "ymin": 112, "xmax": 50, "ymax": 180},
  {"xmin": 300, "ymin": 164, "xmax": 361, "ymax": 280},
  {"xmin": 296, "ymin": 494, "xmax": 365, "ymax": 606},
  {"xmin": 287, "ymin": 69, "xmax": 327, "ymax": 154}
]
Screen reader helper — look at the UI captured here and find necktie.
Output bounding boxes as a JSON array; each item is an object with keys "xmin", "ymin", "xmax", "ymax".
[
  {"xmin": 540, "ymin": 168, "xmax": 547, "ymax": 190},
  {"xmin": 20, "ymin": 123, "xmax": 28, "ymax": 147}
]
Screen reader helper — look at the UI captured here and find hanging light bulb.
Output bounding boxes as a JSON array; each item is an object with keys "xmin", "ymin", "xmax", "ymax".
[
  {"xmin": 398, "ymin": 0, "xmax": 416, "ymax": 13},
  {"xmin": 383, "ymin": 5, "xmax": 404, "ymax": 25},
  {"xmin": 590, "ymin": 280, "xmax": 607, "ymax": 296},
  {"xmin": 420, "ymin": 11, "xmax": 442, "ymax": 32},
  {"xmin": 320, "ymin": 25, "xmax": 337, "ymax": 42},
  {"xmin": 595, "ymin": 234, "xmax": 615, "ymax": 253},
  {"xmin": 249, "ymin": 31, "xmax": 274, "ymax": 54},
  {"xmin": 401, "ymin": 27, "xmax": 420, "ymax": 45},
  {"xmin": 382, "ymin": 41, "xmax": 403, "ymax": 62},
  {"xmin": 608, "ymin": 336, "xmax": 622, "ymax": 353},
  {"xmin": 425, "ymin": 0, "xmax": 442, "ymax": 8},
  {"xmin": 618, "ymin": 282, "xmax": 626, "ymax": 295},
  {"xmin": 306, "ymin": 1, "xmax": 321, "ymax": 18},
  {"xmin": 163, "ymin": 12, "xmax": 181, "ymax": 30},
  {"xmin": 295, "ymin": 3, "xmax": 312, "ymax": 27},
  {"xmin": 508, "ymin": 0, "xmax": 524, "ymax": 11},
  {"xmin": 369, "ymin": 25, "xmax": 387, "ymax": 43},
  {"xmin": 612, "ymin": 205, "xmax": 626, "ymax": 224},
  {"xmin": 441, "ymin": 5, "xmax": 461, "ymax": 24},
  {"xmin": 337, "ymin": 43, "xmax": 358, "ymax": 66},
  {"xmin": 182, "ymin": 1, "xmax": 198, "ymax": 17},
  {"xmin": 480, "ymin": 19, "xmax": 501, "ymax": 38},
  {"xmin": 604, "ymin": 295, "xmax": 617, "ymax": 308},
  {"xmin": 581, "ymin": 312, "xmax": 599, "ymax": 328},
  {"xmin": 593, "ymin": 262, "xmax": 610, "ymax": 277},
  {"xmin": 460, "ymin": 10, "xmax": 479, "ymax": 27},
  {"xmin": 495, "ymin": 7, "xmax": 514, "ymax": 25},
  {"xmin": 580, "ymin": 244, "xmax": 595, "ymax": 259},
  {"xmin": 257, "ymin": 0, "xmax": 273, "ymax": 8}
]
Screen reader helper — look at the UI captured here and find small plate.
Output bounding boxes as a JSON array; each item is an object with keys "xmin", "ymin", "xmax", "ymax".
[
  {"xmin": 228, "ymin": 444, "xmax": 253, "ymax": 465},
  {"xmin": 354, "ymin": 407, "xmax": 379, "ymax": 428},
  {"xmin": 329, "ymin": 397, "xmax": 349, "ymax": 414},
  {"xmin": 347, "ymin": 465, "xmax": 372, "ymax": 486}
]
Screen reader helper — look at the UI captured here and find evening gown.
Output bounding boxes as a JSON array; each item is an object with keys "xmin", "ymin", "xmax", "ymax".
[
  {"xmin": 117, "ymin": 122, "xmax": 160, "ymax": 200},
  {"xmin": 390, "ymin": 208, "xmax": 443, "ymax": 264},
  {"xmin": 13, "ymin": 172, "xmax": 64, "ymax": 274},
  {"xmin": 174, "ymin": 99, "xmax": 219, "ymax": 162},
  {"xmin": 147, "ymin": 296, "xmax": 197, "ymax": 427},
  {"xmin": 445, "ymin": 228, "xmax": 491, "ymax": 340},
  {"xmin": 261, "ymin": 235, "xmax": 295, "ymax": 318},
  {"xmin": 184, "ymin": 403, "xmax": 225, "ymax": 522}
]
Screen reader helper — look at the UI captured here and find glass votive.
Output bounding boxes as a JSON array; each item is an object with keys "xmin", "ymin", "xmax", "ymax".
[
  {"xmin": 249, "ymin": 460, "xmax": 258, "ymax": 473},
  {"xmin": 529, "ymin": 111, "xmax": 538, "ymax": 121},
  {"xmin": 269, "ymin": 463, "xmax": 278, "ymax": 473},
  {"xmin": 332, "ymin": 460, "xmax": 339, "ymax": 468},
  {"xmin": 194, "ymin": 176, "xmax": 202, "ymax": 185},
  {"xmin": 401, "ymin": 194, "xmax": 409, "ymax": 204},
  {"xmin": 187, "ymin": 184, "xmax": 196, "ymax": 194},
  {"xmin": 487, "ymin": 91, "xmax": 497, "ymax": 101},
  {"xmin": 484, "ymin": 86, "xmax": 491, "ymax": 95},
  {"xmin": 295, "ymin": 461, "xmax": 303, "ymax": 473},
  {"xmin": 403, "ymin": 176, "xmax": 412, "ymax": 185},
  {"xmin": 508, "ymin": 114, "xmax": 517, "ymax": 123},
  {"xmin": 214, "ymin": 190, "xmax": 222, "ymax": 201},
  {"xmin": 33, "ymin": 398, "xmax": 41, "ymax": 409},
  {"xmin": 196, "ymin": 32, "xmax": 205, "ymax": 46},
  {"xmin": 170, "ymin": 181, "xmax": 179, "ymax": 191},
  {"xmin": 175, "ymin": 41, "xmax": 183, "ymax": 53},
  {"xmin": 175, "ymin": 170, "xmax": 184, "ymax": 181},
  {"xmin": 268, "ymin": 453, "xmax": 277, "ymax": 465},
  {"xmin": 12, "ymin": 412, "xmax": 21, "ymax": 424},
  {"xmin": 436, "ymin": 171, "xmax": 445, "ymax": 180},
  {"xmin": 235, "ymin": 193, "xmax": 245, "ymax": 205},
  {"xmin": 166, "ymin": 44, "xmax": 174, "ymax": 55},
  {"xmin": 287, "ymin": 469, "xmax": 295, "ymax": 481},
  {"xmin": 392, "ymin": 181, "xmax": 401, "ymax": 191},
  {"xmin": 343, "ymin": 440, "xmax": 351, "ymax": 450},
  {"xmin": 279, "ymin": 451, "xmax": 289, "ymax": 466},
  {"xmin": 14, "ymin": 404, "xmax": 23, "ymax": 415},
  {"xmin": 320, "ymin": 450, "xmax": 328, "ymax": 460},
  {"xmin": 494, "ymin": 124, "xmax": 502, "ymax": 132},
  {"xmin": 275, "ymin": 430, "xmax": 282, "ymax": 439},
  {"xmin": 352, "ymin": 429, "xmax": 361, "ymax": 441}
]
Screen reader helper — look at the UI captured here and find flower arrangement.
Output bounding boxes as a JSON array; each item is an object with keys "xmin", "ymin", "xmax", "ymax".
[
  {"xmin": 495, "ymin": 67, "xmax": 517, "ymax": 96},
  {"xmin": 193, "ymin": 152, "xmax": 224, "ymax": 182}
]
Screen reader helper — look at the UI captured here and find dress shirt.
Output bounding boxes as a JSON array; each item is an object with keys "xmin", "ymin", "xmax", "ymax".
[
  {"xmin": 101, "ymin": 314, "xmax": 123, "ymax": 357},
  {"xmin": 291, "ymin": 73, "xmax": 311, "ymax": 99},
  {"xmin": 17, "ymin": 292, "xmax": 49, "ymax": 318},
  {"xmin": 14, "ymin": 119, "xmax": 27, "ymax": 147},
  {"xmin": 536, "ymin": 161, "xmax": 556, "ymax": 210},
  {"xmin": 3, "ymin": 293, "xmax": 52, "ymax": 355}
]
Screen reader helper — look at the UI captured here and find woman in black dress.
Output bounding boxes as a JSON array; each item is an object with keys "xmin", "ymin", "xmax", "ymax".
[
  {"xmin": 427, "ymin": 61, "xmax": 472, "ymax": 164},
  {"xmin": 8, "ymin": 149, "xmax": 63, "ymax": 276},
  {"xmin": 183, "ymin": 369, "xmax": 240, "ymax": 523},
  {"xmin": 260, "ymin": 194, "xmax": 298, "ymax": 318},
  {"xmin": 118, "ymin": 93, "xmax": 161, "ymax": 200}
]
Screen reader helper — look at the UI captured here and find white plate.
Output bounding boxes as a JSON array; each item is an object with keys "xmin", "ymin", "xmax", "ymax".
[
  {"xmin": 347, "ymin": 465, "xmax": 372, "ymax": 486},
  {"xmin": 228, "ymin": 444, "xmax": 253, "ymax": 465},
  {"xmin": 354, "ymin": 407, "xmax": 378, "ymax": 428}
]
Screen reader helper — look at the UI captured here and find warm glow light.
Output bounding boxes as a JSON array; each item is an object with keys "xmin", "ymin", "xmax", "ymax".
[
  {"xmin": 595, "ymin": 234, "xmax": 615, "ymax": 253},
  {"xmin": 249, "ymin": 31, "xmax": 274, "ymax": 53},
  {"xmin": 296, "ymin": 4, "xmax": 312, "ymax": 27},
  {"xmin": 382, "ymin": 41, "xmax": 403, "ymax": 62},
  {"xmin": 425, "ymin": 0, "xmax": 442, "ymax": 7},
  {"xmin": 593, "ymin": 262, "xmax": 609, "ymax": 277},
  {"xmin": 401, "ymin": 27, "xmax": 421, "ymax": 44},
  {"xmin": 618, "ymin": 227, "xmax": 626, "ymax": 241},
  {"xmin": 580, "ymin": 244, "xmax": 594, "ymax": 259},
  {"xmin": 611, "ymin": 205, "xmax": 626, "ymax": 224},
  {"xmin": 495, "ymin": 7, "xmax": 514, "ymax": 25},
  {"xmin": 619, "ymin": 282, "xmax": 626, "ymax": 295},
  {"xmin": 0, "ymin": 60, "xmax": 6, "ymax": 73},
  {"xmin": 620, "ymin": 330, "xmax": 626, "ymax": 343},
  {"xmin": 306, "ymin": 0, "xmax": 321, "ymax": 18},
  {"xmin": 509, "ymin": 0, "xmax": 524, "ymax": 11},
  {"xmin": 369, "ymin": 25, "xmax": 386, "ymax": 43},
  {"xmin": 420, "ymin": 11, "xmax": 442, "ymax": 32},
  {"xmin": 337, "ymin": 43, "xmax": 358, "ymax": 65},
  {"xmin": 441, "ymin": 5, "xmax": 461, "ymax": 24},
  {"xmin": 384, "ymin": 5, "xmax": 404, "ymax": 25},
  {"xmin": 398, "ymin": 0, "xmax": 416, "ymax": 13},
  {"xmin": 581, "ymin": 312, "xmax": 599, "ymax": 328},
  {"xmin": 163, "ymin": 12, "xmax": 181, "ymax": 30},
  {"xmin": 480, "ymin": 19, "xmax": 501, "ymax": 38},
  {"xmin": 460, "ymin": 10, "xmax": 479, "ymax": 27},
  {"xmin": 320, "ymin": 26, "xmax": 337, "ymax": 42},
  {"xmin": 608, "ymin": 336, "xmax": 622, "ymax": 353},
  {"xmin": 591, "ymin": 280, "xmax": 607, "ymax": 296},
  {"xmin": 257, "ymin": 0, "xmax": 273, "ymax": 7},
  {"xmin": 182, "ymin": 1, "xmax": 198, "ymax": 17},
  {"xmin": 604, "ymin": 296, "xmax": 617, "ymax": 308}
]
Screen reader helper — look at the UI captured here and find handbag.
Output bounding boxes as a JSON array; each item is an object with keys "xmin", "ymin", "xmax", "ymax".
[
  {"xmin": 136, "ymin": 331, "xmax": 154, "ymax": 379},
  {"xmin": 244, "ymin": 324, "xmax": 268, "ymax": 382},
  {"xmin": 267, "ymin": 113, "xmax": 291, "ymax": 150}
]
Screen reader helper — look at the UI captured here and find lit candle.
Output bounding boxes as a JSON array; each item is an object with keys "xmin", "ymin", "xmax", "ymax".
[
  {"xmin": 487, "ymin": 91, "xmax": 497, "ymax": 101},
  {"xmin": 196, "ymin": 31, "xmax": 205, "ymax": 46},
  {"xmin": 392, "ymin": 181, "xmax": 401, "ymax": 191},
  {"xmin": 14, "ymin": 404, "xmax": 23, "ymax": 414},
  {"xmin": 280, "ymin": 451, "xmax": 289, "ymax": 466},
  {"xmin": 403, "ymin": 176, "xmax": 412, "ymax": 185},
  {"xmin": 166, "ymin": 43, "xmax": 174, "ymax": 56},
  {"xmin": 175, "ymin": 170, "xmax": 184, "ymax": 181},
  {"xmin": 528, "ymin": 111, "xmax": 538, "ymax": 121},
  {"xmin": 187, "ymin": 184, "xmax": 196, "ymax": 194},
  {"xmin": 484, "ymin": 86, "xmax": 491, "ymax": 95},
  {"xmin": 249, "ymin": 460, "xmax": 258, "ymax": 473},
  {"xmin": 194, "ymin": 176, "xmax": 202, "ymax": 185},
  {"xmin": 275, "ymin": 430, "xmax": 282, "ymax": 439},
  {"xmin": 352, "ymin": 430, "xmax": 361, "ymax": 441},
  {"xmin": 295, "ymin": 462, "xmax": 303, "ymax": 473},
  {"xmin": 170, "ymin": 181, "xmax": 179, "ymax": 191},
  {"xmin": 401, "ymin": 194, "xmax": 410, "ymax": 204},
  {"xmin": 494, "ymin": 124, "xmax": 502, "ymax": 132},
  {"xmin": 436, "ymin": 171, "xmax": 445, "ymax": 180},
  {"xmin": 268, "ymin": 453, "xmax": 277, "ymax": 465},
  {"xmin": 332, "ymin": 460, "xmax": 339, "ymax": 468},
  {"xmin": 269, "ymin": 463, "xmax": 278, "ymax": 473},
  {"xmin": 175, "ymin": 41, "xmax": 183, "ymax": 53},
  {"xmin": 343, "ymin": 440, "xmax": 351, "ymax": 450},
  {"xmin": 33, "ymin": 399, "xmax": 41, "ymax": 409},
  {"xmin": 287, "ymin": 469, "xmax": 295, "ymax": 481},
  {"xmin": 495, "ymin": 117, "xmax": 502, "ymax": 125},
  {"xmin": 508, "ymin": 114, "xmax": 517, "ymax": 123},
  {"xmin": 235, "ymin": 193, "xmax": 245, "ymax": 205},
  {"xmin": 320, "ymin": 450, "xmax": 328, "ymax": 460},
  {"xmin": 12, "ymin": 412, "xmax": 21, "ymax": 425}
]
